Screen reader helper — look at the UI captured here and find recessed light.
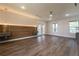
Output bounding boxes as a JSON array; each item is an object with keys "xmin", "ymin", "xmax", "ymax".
[
  {"xmin": 21, "ymin": 6, "xmax": 25, "ymax": 9},
  {"xmin": 65, "ymin": 14, "xmax": 70, "ymax": 16}
]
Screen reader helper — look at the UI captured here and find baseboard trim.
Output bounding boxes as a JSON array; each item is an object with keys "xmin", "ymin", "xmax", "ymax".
[
  {"xmin": 0, "ymin": 35, "xmax": 42, "ymax": 43},
  {"xmin": 45, "ymin": 34, "xmax": 75, "ymax": 39}
]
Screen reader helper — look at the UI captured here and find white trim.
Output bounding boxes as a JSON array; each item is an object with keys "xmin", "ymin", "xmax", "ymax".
[
  {"xmin": 45, "ymin": 34, "xmax": 75, "ymax": 39},
  {"xmin": 0, "ymin": 35, "xmax": 42, "ymax": 43}
]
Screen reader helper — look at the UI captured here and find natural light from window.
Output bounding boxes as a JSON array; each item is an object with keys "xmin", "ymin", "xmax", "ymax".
[
  {"xmin": 52, "ymin": 23, "xmax": 58, "ymax": 32},
  {"xmin": 69, "ymin": 21, "xmax": 79, "ymax": 33}
]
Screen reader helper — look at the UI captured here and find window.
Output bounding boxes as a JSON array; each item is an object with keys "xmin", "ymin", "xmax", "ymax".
[
  {"xmin": 69, "ymin": 21, "xmax": 79, "ymax": 33},
  {"xmin": 52, "ymin": 23, "xmax": 58, "ymax": 32}
]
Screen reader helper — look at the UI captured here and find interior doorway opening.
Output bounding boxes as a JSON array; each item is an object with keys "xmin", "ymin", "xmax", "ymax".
[{"xmin": 37, "ymin": 24, "xmax": 45, "ymax": 35}]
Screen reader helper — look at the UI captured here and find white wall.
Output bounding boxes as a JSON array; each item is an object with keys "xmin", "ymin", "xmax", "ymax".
[
  {"xmin": 45, "ymin": 21, "xmax": 49, "ymax": 34},
  {"xmin": 46, "ymin": 16, "xmax": 79, "ymax": 38}
]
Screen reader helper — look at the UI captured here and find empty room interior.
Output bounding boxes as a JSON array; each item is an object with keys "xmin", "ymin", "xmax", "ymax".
[{"xmin": 0, "ymin": 3, "xmax": 79, "ymax": 56}]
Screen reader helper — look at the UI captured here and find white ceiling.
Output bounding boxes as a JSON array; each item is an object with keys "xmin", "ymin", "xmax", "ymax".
[{"xmin": 0, "ymin": 3, "xmax": 79, "ymax": 21}]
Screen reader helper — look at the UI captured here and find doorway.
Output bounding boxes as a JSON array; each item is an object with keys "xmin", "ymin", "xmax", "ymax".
[{"xmin": 37, "ymin": 24, "xmax": 45, "ymax": 35}]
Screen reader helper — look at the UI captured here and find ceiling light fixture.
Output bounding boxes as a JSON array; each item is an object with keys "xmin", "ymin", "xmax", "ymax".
[
  {"xmin": 21, "ymin": 6, "xmax": 25, "ymax": 9},
  {"xmin": 50, "ymin": 11, "xmax": 53, "ymax": 17},
  {"xmin": 74, "ymin": 3, "xmax": 77, "ymax": 7},
  {"xmin": 65, "ymin": 14, "xmax": 70, "ymax": 16},
  {"xmin": 49, "ymin": 11, "xmax": 53, "ymax": 20},
  {"xmin": 50, "ymin": 14, "xmax": 53, "ymax": 17}
]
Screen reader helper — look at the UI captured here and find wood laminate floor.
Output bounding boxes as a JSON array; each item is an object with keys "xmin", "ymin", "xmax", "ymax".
[{"xmin": 0, "ymin": 35, "xmax": 78, "ymax": 56}]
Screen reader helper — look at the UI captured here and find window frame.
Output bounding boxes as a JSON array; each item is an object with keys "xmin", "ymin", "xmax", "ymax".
[{"xmin": 69, "ymin": 20, "xmax": 79, "ymax": 33}]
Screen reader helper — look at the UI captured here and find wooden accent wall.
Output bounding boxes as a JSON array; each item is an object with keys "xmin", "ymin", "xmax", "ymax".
[
  {"xmin": 0, "ymin": 25, "xmax": 37, "ymax": 39},
  {"xmin": 0, "ymin": 25, "xmax": 3, "ymax": 33}
]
